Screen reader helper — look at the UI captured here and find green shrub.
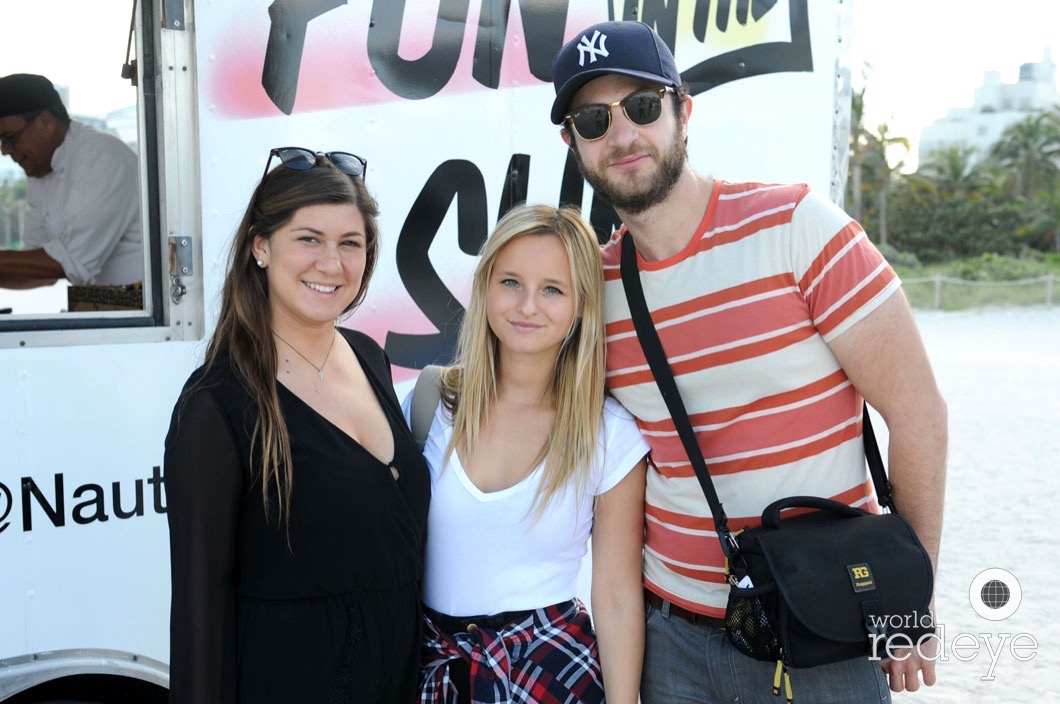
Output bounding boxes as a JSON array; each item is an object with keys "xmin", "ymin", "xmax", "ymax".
[
  {"xmin": 878, "ymin": 242, "xmax": 922, "ymax": 269},
  {"xmin": 944, "ymin": 253, "xmax": 1052, "ymax": 281}
]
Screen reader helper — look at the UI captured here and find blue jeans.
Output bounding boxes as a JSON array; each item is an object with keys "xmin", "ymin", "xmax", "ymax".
[{"xmin": 641, "ymin": 600, "xmax": 891, "ymax": 703}]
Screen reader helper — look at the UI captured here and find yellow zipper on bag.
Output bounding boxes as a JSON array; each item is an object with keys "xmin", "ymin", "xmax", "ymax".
[{"xmin": 773, "ymin": 659, "xmax": 793, "ymax": 703}]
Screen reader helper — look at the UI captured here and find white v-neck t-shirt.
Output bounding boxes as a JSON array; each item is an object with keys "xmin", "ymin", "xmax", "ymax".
[{"xmin": 406, "ymin": 395, "xmax": 648, "ymax": 616}]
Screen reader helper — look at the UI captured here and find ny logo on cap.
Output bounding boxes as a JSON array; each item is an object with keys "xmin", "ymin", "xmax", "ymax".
[{"xmin": 577, "ymin": 30, "xmax": 609, "ymax": 67}]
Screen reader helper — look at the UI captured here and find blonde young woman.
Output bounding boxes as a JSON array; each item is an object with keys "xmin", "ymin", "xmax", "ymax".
[
  {"xmin": 410, "ymin": 204, "xmax": 649, "ymax": 704},
  {"xmin": 165, "ymin": 149, "xmax": 429, "ymax": 704}
]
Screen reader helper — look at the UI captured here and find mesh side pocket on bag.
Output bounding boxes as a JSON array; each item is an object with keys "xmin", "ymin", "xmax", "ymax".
[{"xmin": 725, "ymin": 584, "xmax": 782, "ymax": 661}]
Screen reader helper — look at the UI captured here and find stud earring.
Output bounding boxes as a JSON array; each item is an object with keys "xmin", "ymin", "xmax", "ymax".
[{"xmin": 256, "ymin": 259, "xmax": 265, "ymax": 268}]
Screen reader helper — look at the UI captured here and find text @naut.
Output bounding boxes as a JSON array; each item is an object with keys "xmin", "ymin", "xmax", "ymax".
[{"xmin": 0, "ymin": 467, "xmax": 167, "ymax": 533}]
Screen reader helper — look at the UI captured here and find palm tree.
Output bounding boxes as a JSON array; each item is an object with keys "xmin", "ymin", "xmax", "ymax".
[
  {"xmin": 977, "ymin": 159, "xmax": 1021, "ymax": 201},
  {"xmin": 864, "ymin": 122, "xmax": 909, "ymax": 246},
  {"xmin": 916, "ymin": 146, "xmax": 990, "ymax": 200},
  {"xmin": 990, "ymin": 111, "xmax": 1060, "ymax": 201},
  {"xmin": 0, "ymin": 176, "xmax": 27, "ymax": 248},
  {"xmin": 847, "ymin": 86, "xmax": 869, "ymax": 222},
  {"xmin": 1026, "ymin": 197, "xmax": 1060, "ymax": 252}
]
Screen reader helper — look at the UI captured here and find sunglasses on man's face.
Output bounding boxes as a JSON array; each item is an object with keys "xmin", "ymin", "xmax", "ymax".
[
  {"xmin": 259, "ymin": 147, "xmax": 367, "ymax": 186},
  {"xmin": 565, "ymin": 87, "xmax": 674, "ymax": 142}
]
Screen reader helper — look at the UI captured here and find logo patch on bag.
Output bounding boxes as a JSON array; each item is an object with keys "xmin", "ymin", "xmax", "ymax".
[{"xmin": 848, "ymin": 563, "xmax": 876, "ymax": 592}]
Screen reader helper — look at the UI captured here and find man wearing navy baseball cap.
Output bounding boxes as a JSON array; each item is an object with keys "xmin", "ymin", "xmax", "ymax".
[
  {"xmin": 0, "ymin": 73, "xmax": 142, "ymax": 292},
  {"xmin": 551, "ymin": 20, "xmax": 946, "ymax": 704}
]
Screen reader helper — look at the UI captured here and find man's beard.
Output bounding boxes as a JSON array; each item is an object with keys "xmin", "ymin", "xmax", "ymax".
[{"xmin": 573, "ymin": 123, "xmax": 687, "ymax": 216}]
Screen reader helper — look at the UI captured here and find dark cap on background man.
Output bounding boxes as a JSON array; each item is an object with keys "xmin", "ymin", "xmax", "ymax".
[
  {"xmin": 550, "ymin": 20, "xmax": 682, "ymax": 124},
  {"xmin": 0, "ymin": 73, "xmax": 65, "ymax": 119}
]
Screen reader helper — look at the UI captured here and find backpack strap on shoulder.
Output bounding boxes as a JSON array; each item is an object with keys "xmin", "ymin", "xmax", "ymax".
[{"xmin": 410, "ymin": 365, "xmax": 443, "ymax": 451}]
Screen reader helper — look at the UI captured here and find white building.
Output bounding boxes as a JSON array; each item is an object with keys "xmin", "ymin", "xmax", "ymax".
[{"xmin": 919, "ymin": 48, "xmax": 1058, "ymax": 165}]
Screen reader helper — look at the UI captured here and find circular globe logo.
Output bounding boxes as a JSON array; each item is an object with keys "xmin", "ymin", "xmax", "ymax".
[
  {"xmin": 969, "ymin": 569, "xmax": 1021, "ymax": 620},
  {"xmin": 981, "ymin": 579, "xmax": 1010, "ymax": 609}
]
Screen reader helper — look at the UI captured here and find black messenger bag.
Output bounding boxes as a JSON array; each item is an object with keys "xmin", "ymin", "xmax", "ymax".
[
  {"xmin": 620, "ymin": 233, "xmax": 935, "ymax": 697},
  {"xmin": 725, "ymin": 494, "xmax": 934, "ymax": 668}
]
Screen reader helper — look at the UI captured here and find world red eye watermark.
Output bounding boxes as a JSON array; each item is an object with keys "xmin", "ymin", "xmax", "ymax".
[{"xmin": 867, "ymin": 568, "xmax": 1036, "ymax": 682}]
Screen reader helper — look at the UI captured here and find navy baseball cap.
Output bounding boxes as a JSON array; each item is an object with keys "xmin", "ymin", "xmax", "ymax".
[
  {"xmin": 0, "ymin": 74, "xmax": 64, "ymax": 119},
  {"xmin": 550, "ymin": 21, "xmax": 682, "ymax": 125}
]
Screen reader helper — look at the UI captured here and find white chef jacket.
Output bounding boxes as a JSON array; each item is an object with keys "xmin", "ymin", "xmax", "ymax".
[{"xmin": 23, "ymin": 120, "xmax": 143, "ymax": 286}]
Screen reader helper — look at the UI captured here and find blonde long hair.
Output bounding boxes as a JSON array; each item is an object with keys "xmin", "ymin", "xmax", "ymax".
[{"xmin": 439, "ymin": 203, "xmax": 606, "ymax": 514}]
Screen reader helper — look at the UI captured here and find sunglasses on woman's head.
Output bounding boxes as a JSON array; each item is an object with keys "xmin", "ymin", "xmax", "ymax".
[
  {"xmin": 259, "ymin": 147, "xmax": 367, "ymax": 188},
  {"xmin": 253, "ymin": 147, "xmax": 368, "ymax": 214},
  {"xmin": 564, "ymin": 87, "xmax": 674, "ymax": 142}
]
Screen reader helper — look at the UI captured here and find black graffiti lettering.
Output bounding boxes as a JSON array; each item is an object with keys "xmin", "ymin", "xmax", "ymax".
[
  {"xmin": 390, "ymin": 152, "xmax": 622, "ymax": 369},
  {"xmin": 748, "ymin": 0, "xmax": 777, "ymax": 23},
  {"xmin": 557, "ymin": 149, "xmax": 621, "ymax": 244},
  {"xmin": 387, "ymin": 160, "xmax": 488, "ymax": 368},
  {"xmin": 262, "ymin": 0, "xmax": 574, "ymax": 108},
  {"xmin": 22, "ymin": 475, "xmax": 64, "ymax": 530},
  {"xmin": 113, "ymin": 480, "xmax": 145, "ymax": 520},
  {"xmin": 150, "ymin": 466, "xmax": 167, "ymax": 514},
  {"xmin": 473, "ymin": 0, "xmax": 568, "ymax": 88},
  {"xmin": 682, "ymin": 0, "xmax": 810, "ymax": 95},
  {"xmin": 717, "ymin": 0, "xmax": 733, "ymax": 32},
  {"xmin": 637, "ymin": 0, "xmax": 679, "ymax": 49},
  {"xmin": 261, "ymin": 0, "xmax": 347, "ymax": 114},
  {"xmin": 738, "ymin": 0, "xmax": 752, "ymax": 25},
  {"xmin": 621, "ymin": 1, "xmax": 806, "ymax": 95},
  {"xmin": 368, "ymin": 0, "xmax": 471, "ymax": 100},
  {"xmin": 72, "ymin": 483, "xmax": 109, "ymax": 525},
  {"xmin": 498, "ymin": 153, "xmax": 530, "ymax": 219},
  {"xmin": 259, "ymin": 0, "xmax": 803, "ymax": 115},
  {"xmin": 693, "ymin": 0, "xmax": 710, "ymax": 38},
  {"xmin": 474, "ymin": 0, "xmax": 509, "ymax": 88},
  {"xmin": 558, "ymin": 148, "xmax": 586, "ymax": 209},
  {"xmin": 589, "ymin": 192, "xmax": 623, "ymax": 245},
  {"xmin": 654, "ymin": 0, "xmax": 784, "ymax": 47},
  {"xmin": 690, "ymin": 0, "xmax": 779, "ymax": 40}
]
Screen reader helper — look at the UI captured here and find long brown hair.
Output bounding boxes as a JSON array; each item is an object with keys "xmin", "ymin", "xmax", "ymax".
[
  {"xmin": 440, "ymin": 204, "xmax": 606, "ymax": 516},
  {"xmin": 199, "ymin": 157, "xmax": 379, "ymax": 523}
]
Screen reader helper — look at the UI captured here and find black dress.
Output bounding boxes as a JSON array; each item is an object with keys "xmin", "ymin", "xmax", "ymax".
[{"xmin": 165, "ymin": 329, "xmax": 429, "ymax": 704}]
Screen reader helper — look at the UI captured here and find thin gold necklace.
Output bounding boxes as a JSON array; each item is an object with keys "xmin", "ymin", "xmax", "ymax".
[{"xmin": 273, "ymin": 330, "xmax": 337, "ymax": 380}]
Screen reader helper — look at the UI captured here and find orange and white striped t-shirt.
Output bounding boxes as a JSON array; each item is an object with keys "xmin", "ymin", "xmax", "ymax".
[{"xmin": 601, "ymin": 181, "xmax": 900, "ymax": 617}]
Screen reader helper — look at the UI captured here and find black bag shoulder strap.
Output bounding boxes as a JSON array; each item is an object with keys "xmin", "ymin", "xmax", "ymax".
[
  {"xmin": 861, "ymin": 403, "xmax": 895, "ymax": 511},
  {"xmin": 619, "ymin": 234, "xmax": 734, "ymax": 546},
  {"xmin": 618, "ymin": 233, "xmax": 896, "ymax": 537}
]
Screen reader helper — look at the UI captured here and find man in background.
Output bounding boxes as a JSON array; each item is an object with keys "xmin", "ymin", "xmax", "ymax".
[{"xmin": 0, "ymin": 73, "xmax": 142, "ymax": 290}]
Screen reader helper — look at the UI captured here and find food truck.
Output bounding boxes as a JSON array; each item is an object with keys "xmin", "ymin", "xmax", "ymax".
[{"xmin": 0, "ymin": 0, "xmax": 849, "ymax": 698}]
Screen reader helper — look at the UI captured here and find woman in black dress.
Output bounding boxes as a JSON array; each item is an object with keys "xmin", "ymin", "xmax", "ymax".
[{"xmin": 164, "ymin": 148, "xmax": 429, "ymax": 703}]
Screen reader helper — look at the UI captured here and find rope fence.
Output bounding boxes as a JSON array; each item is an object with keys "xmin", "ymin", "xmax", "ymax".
[{"xmin": 902, "ymin": 273, "xmax": 1056, "ymax": 310}]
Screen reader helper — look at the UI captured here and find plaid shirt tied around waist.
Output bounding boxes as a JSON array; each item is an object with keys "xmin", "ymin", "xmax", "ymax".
[{"xmin": 419, "ymin": 598, "xmax": 603, "ymax": 704}]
